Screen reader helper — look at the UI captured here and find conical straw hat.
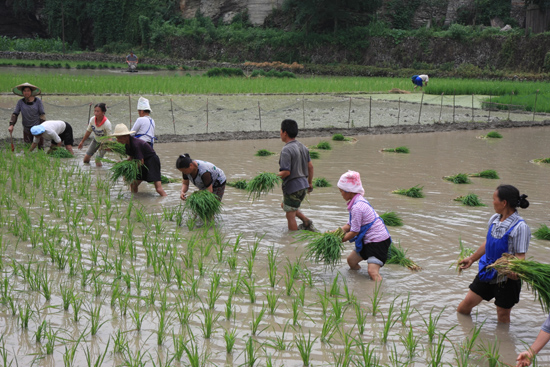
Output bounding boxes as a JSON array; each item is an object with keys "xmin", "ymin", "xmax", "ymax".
[
  {"xmin": 13, "ymin": 82, "xmax": 41, "ymax": 96},
  {"xmin": 111, "ymin": 124, "xmax": 135, "ymax": 136}
]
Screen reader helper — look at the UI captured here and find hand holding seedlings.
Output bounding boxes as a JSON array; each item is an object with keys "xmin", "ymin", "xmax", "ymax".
[{"xmin": 176, "ymin": 154, "xmax": 227, "ymax": 201}]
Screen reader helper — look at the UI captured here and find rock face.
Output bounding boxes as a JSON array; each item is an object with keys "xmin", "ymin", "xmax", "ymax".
[{"xmin": 179, "ymin": 0, "xmax": 283, "ymax": 25}]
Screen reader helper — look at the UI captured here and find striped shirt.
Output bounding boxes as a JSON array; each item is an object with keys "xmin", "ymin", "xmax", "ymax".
[
  {"xmin": 488, "ymin": 212, "xmax": 530, "ymax": 254},
  {"xmin": 347, "ymin": 194, "xmax": 389, "ymax": 244}
]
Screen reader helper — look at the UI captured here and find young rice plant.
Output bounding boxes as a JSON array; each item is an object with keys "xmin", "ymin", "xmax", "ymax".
[
  {"xmin": 296, "ymin": 228, "xmax": 345, "ymax": 268},
  {"xmin": 246, "ymin": 172, "xmax": 281, "ymax": 201},
  {"xmin": 184, "ymin": 190, "xmax": 222, "ymax": 223},
  {"xmin": 392, "ymin": 185, "xmax": 424, "ymax": 198}
]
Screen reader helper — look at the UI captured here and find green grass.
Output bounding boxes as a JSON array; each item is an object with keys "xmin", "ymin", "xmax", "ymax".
[
  {"xmin": 469, "ymin": 169, "xmax": 499, "ymax": 179},
  {"xmin": 47, "ymin": 147, "xmax": 73, "ymax": 158},
  {"xmin": 485, "ymin": 131, "xmax": 503, "ymax": 139},
  {"xmin": 454, "ymin": 193, "xmax": 486, "ymax": 207},
  {"xmin": 332, "ymin": 134, "xmax": 346, "ymax": 141},
  {"xmin": 255, "ymin": 149, "xmax": 275, "ymax": 157},
  {"xmin": 392, "ymin": 185, "xmax": 424, "ymax": 198},
  {"xmin": 534, "ymin": 224, "xmax": 550, "ymax": 240},
  {"xmin": 226, "ymin": 179, "xmax": 248, "ymax": 189},
  {"xmin": 312, "ymin": 177, "xmax": 331, "ymax": 187},
  {"xmin": 313, "ymin": 141, "xmax": 331, "ymax": 150},
  {"xmin": 534, "ymin": 157, "xmax": 550, "ymax": 163},
  {"xmin": 309, "ymin": 151, "xmax": 320, "ymax": 159},
  {"xmin": 387, "ymin": 242, "xmax": 421, "ymax": 271},
  {"xmin": 184, "ymin": 190, "xmax": 222, "ymax": 223},
  {"xmin": 159, "ymin": 175, "xmax": 180, "ymax": 184},
  {"xmin": 443, "ymin": 173, "xmax": 471, "ymax": 184},
  {"xmin": 296, "ymin": 229, "xmax": 345, "ymax": 268},
  {"xmin": 0, "ymin": 58, "xmax": 181, "ymax": 71},
  {"xmin": 380, "ymin": 212, "xmax": 403, "ymax": 226},
  {"xmin": 110, "ymin": 159, "xmax": 141, "ymax": 184},
  {"xmin": 246, "ymin": 172, "xmax": 282, "ymax": 201},
  {"xmin": 382, "ymin": 146, "xmax": 409, "ymax": 153}
]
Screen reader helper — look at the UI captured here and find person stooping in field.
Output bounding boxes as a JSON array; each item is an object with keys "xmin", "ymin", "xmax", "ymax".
[
  {"xmin": 78, "ymin": 103, "xmax": 112, "ymax": 167},
  {"xmin": 457, "ymin": 184, "xmax": 531, "ymax": 323},
  {"xmin": 9, "ymin": 82, "xmax": 46, "ymax": 149},
  {"xmin": 336, "ymin": 170, "xmax": 392, "ymax": 281},
  {"xmin": 176, "ymin": 154, "xmax": 227, "ymax": 201},
  {"xmin": 29, "ymin": 120, "xmax": 75, "ymax": 154},
  {"xmin": 111, "ymin": 124, "xmax": 167, "ymax": 197},
  {"xmin": 277, "ymin": 119, "xmax": 314, "ymax": 231}
]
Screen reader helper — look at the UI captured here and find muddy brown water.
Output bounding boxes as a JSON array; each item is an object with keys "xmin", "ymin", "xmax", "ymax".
[{"xmin": 1, "ymin": 126, "xmax": 550, "ymax": 366}]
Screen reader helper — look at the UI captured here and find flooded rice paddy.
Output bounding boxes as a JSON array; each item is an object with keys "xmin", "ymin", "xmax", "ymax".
[{"xmin": 1, "ymin": 126, "xmax": 550, "ymax": 366}]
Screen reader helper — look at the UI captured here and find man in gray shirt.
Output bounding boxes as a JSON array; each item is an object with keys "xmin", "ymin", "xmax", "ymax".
[{"xmin": 277, "ymin": 119, "xmax": 314, "ymax": 231}]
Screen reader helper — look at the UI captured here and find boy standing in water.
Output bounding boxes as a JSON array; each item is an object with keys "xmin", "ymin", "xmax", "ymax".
[{"xmin": 277, "ymin": 119, "xmax": 314, "ymax": 231}]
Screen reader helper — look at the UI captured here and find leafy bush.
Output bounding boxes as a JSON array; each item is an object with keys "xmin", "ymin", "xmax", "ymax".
[
  {"xmin": 205, "ymin": 67, "xmax": 245, "ymax": 77},
  {"xmin": 448, "ymin": 24, "xmax": 470, "ymax": 41}
]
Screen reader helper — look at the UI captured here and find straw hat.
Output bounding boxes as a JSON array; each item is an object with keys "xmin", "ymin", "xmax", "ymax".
[
  {"xmin": 13, "ymin": 82, "xmax": 41, "ymax": 96},
  {"xmin": 137, "ymin": 96, "xmax": 152, "ymax": 111},
  {"xmin": 111, "ymin": 124, "xmax": 135, "ymax": 136}
]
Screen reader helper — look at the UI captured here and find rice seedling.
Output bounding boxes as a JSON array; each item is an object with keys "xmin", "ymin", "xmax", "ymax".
[
  {"xmin": 489, "ymin": 253, "xmax": 550, "ymax": 312},
  {"xmin": 48, "ymin": 147, "xmax": 74, "ymax": 158},
  {"xmin": 110, "ymin": 159, "xmax": 141, "ymax": 184},
  {"xmin": 370, "ymin": 280, "xmax": 383, "ymax": 316},
  {"xmin": 199, "ymin": 307, "xmax": 219, "ymax": 339},
  {"xmin": 355, "ymin": 302, "xmax": 368, "ymax": 335},
  {"xmin": 332, "ymin": 332, "xmax": 354, "ymax": 367},
  {"xmin": 291, "ymin": 297, "xmax": 301, "ymax": 326},
  {"xmin": 18, "ymin": 301, "xmax": 33, "ymax": 328},
  {"xmin": 332, "ymin": 133, "xmax": 350, "ymax": 141},
  {"xmin": 534, "ymin": 157, "xmax": 550, "ymax": 163},
  {"xmin": 454, "ymin": 193, "xmax": 486, "ymax": 207},
  {"xmin": 224, "ymin": 328, "xmax": 237, "ymax": 353},
  {"xmin": 387, "ymin": 242, "xmax": 422, "ymax": 271},
  {"xmin": 388, "ymin": 343, "xmax": 407, "ymax": 367},
  {"xmin": 355, "ymin": 342, "xmax": 381, "ymax": 367},
  {"xmin": 534, "ymin": 224, "xmax": 550, "ymax": 240},
  {"xmin": 392, "ymin": 185, "xmax": 424, "ymax": 198},
  {"xmin": 122, "ymin": 347, "xmax": 148, "ymax": 367},
  {"xmin": 314, "ymin": 141, "xmax": 332, "ymax": 150},
  {"xmin": 255, "ymin": 149, "xmax": 275, "ymax": 156},
  {"xmin": 295, "ymin": 331, "xmax": 317, "ymax": 367},
  {"xmin": 250, "ymin": 304, "xmax": 268, "ymax": 335},
  {"xmin": 131, "ymin": 304, "xmax": 146, "ymax": 332},
  {"xmin": 331, "ymin": 296, "xmax": 347, "ymax": 323},
  {"xmin": 267, "ymin": 321, "xmax": 292, "ymax": 351},
  {"xmin": 88, "ymin": 302, "xmax": 108, "ymax": 336},
  {"xmin": 485, "ymin": 131, "xmax": 503, "ymax": 138},
  {"xmin": 296, "ymin": 228, "xmax": 345, "ymax": 268},
  {"xmin": 320, "ymin": 315, "xmax": 337, "ymax": 344},
  {"xmin": 35, "ymin": 320, "xmax": 47, "ymax": 343},
  {"xmin": 266, "ymin": 290, "xmax": 280, "ymax": 314},
  {"xmin": 428, "ymin": 329, "xmax": 453, "ymax": 367},
  {"xmin": 0, "ymin": 335, "xmax": 15, "ymax": 367},
  {"xmin": 156, "ymin": 308, "xmax": 169, "ymax": 345},
  {"xmin": 309, "ymin": 151, "xmax": 320, "ymax": 159},
  {"xmin": 244, "ymin": 337, "xmax": 259, "ymax": 367},
  {"xmin": 226, "ymin": 179, "xmax": 248, "ymax": 190},
  {"xmin": 60, "ymin": 284, "xmax": 74, "ymax": 311},
  {"xmin": 246, "ymin": 172, "xmax": 282, "ymax": 201},
  {"xmin": 71, "ymin": 296, "xmax": 83, "ymax": 322},
  {"xmin": 380, "ymin": 298, "xmax": 399, "ymax": 344},
  {"xmin": 469, "ymin": 169, "xmax": 499, "ymax": 179},
  {"xmin": 444, "ymin": 173, "xmax": 471, "ymax": 184},
  {"xmin": 313, "ymin": 177, "xmax": 331, "ymax": 187},
  {"xmin": 267, "ymin": 246, "xmax": 278, "ymax": 288},
  {"xmin": 453, "ymin": 321, "xmax": 483, "ymax": 367},
  {"xmin": 381, "ymin": 146, "xmax": 410, "ymax": 153},
  {"xmin": 420, "ymin": 307, "xmax": 446, "ymax": 344},
  {"xmin": 181, "ymin": 336, "xmax": 209, "ymax": 367},
  {"xmin": 380, "ymin": 211, "xmax": 403, "ymax": 226},
  {"xmin": 479, "ymin": 337, "xmax": 502, "ymax": 367},
  {"xmin": 184, "ymin": 190, "xmax": 223, "ymax": 224},
  {"xmin": 453, "ymin": 238, "xmax": 475, "ymax": 274},
  {"xmin": 205, "ymin": 277, "xmax": 221, "ymax": 309},
  {"xmin": 44, "ymin": 325, "xmax": 58, "ymax": 355},
  {"xmin": 241, "ymin": 277, "xmax": 257, "ymax": 303},
  {"xmin": 400, "ymin": 324, "xmax": 421, "ymax": 360},
  {"xmin": 399, "ymin": 293, "xmax": 413, "ymax": 326},
  {"xmin": 99, "ymin": 139, "xmax": 127, "ymax": 158}
]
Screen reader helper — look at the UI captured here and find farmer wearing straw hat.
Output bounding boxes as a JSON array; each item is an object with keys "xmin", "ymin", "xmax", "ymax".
[
  {"xmin": 9, "ymin": 82, "xmax": 46, "ymax": 148},
  {"xmin": 335, "ymin": 170, "xmax": 392, "ymax": 281},
  {"xmin": 131, "ymin": 97, "xmax": 156, "ymax": 147},
  {"xmin": 111, "ymin": 124, "xmax": 166, "ymax": 196},
  {"xmin": 29, "ymin": 120, "xmax": 75, "ymax": 154}
]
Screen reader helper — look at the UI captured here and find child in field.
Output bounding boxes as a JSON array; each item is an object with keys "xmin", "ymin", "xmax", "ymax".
[{"xmin": 78, "ymin": 103, "xmax": 112, "ymax": 166}]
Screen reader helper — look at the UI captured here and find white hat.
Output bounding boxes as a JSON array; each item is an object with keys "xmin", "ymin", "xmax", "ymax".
[
  {"xmin": 137, "ymin": 97, "xmax": 152, "ymax": 111},
  {"xmin": 111, "ymin": 124, "xmax": 136, "ymax": 136}
]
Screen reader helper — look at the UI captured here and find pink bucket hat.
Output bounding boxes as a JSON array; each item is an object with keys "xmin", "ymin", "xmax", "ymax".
[{"xmin": 337, "ymin": 170, "xmax": 365, "ymax": 196}]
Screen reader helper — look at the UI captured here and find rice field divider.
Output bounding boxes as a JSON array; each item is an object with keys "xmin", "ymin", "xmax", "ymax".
[
  {"xmin": 245, "ymin": 172, "xmax": 282, "ymax": 202},
  {"xmin": 419, "ymin": 306, "xmax": 446, "ymax": 344},
  {"xmin": 454, "ymin": 193, "xmax": 486, "ymax": 207},
  {"xmin": 295, "ymin": 330, "xmax": 318, "ymax": 367},
  {"xmin": 392, "ymin": 185, "xmax": 424, "ymax": 198},
  {"xmin": 380, "ymin": 211, "xmax": 403, "ymax": 226},
  {"xmin": 380, "ymin": 297, "xmax": 399, "ymax": 344},
  {"xmin": 381, "ymin": 146, "xmax": 410, "ymax": 153},
  {"xmin": 370, "ymin": 280, "xmax": 383, "ymax": 316},
  {"xmin": 534, "ymin": 224, "xmax": 550, "ymax": 240},
  {"xmin": 387, "ymin": 241, "xmax": 422, "ymax": 271},
  {"xmin": 488, "ymin": 253, "xmax": 550, "ymax": 312},
  {"xmin": 468, "ymin": 169, "xmax": 499, "ymax": 179}
]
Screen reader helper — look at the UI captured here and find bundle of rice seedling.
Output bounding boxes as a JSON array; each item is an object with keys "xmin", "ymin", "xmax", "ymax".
[
  {"xmin": 469, "ymin": 169, "xmax": 499, "ymax": 179},
  {"xmin": 453, "ymin": 238, "xmax": 474, "ymax": 274},
  {"xmin": 380, "ymin": 212, "xmax": 403, "ymax": 226},
  {"xmin": 184, "ymin": 190, "xmax": 223, "ymax": 223},
  {"xmin": 332, "ymin": 133, "xmax": 345, "ymax": 141},
  {"xmin": 48, "ymin": 147, "xmax": 74, "ymax": 158},
  {"xmin": 485, "ymin": 131, "xmax": 502, "ymax": 139},
  {"xmin": 387, "ymin": 242, "xmax": 421, "ymax": 271},
  {"xmin": 110, "ymin": 159, "xmax": 142, "ymax": 184},
  {"xmin": 246, "ymin": 172, "xmax": 282, "ymax": 201},
  {"xmin": 454, "ymin": 193, "xmax": 486, "ymax": 207},
  {"xmin": 255, "ymin": 149, "xmax": 275, "ymax": 156},
  {"xmin": 309, "ymin": 151, "xmax": 320, "ymax": 159},
  {"xmin": 392, "ymin": 185, "xmax": 424, "ymax": 198},
  {"xmin": 227, "ymin": 179, "xmax": 248, "ymax": 190},
  {"xmin": 444, "ymin": 173, "xmax": 471, "ymax": 184},
  {"xmin": 534, "ymin": 224, "xmax": 550, "ymax": 240},
  {"xmin": 99, "ymin": 139, "xmax": 127, "ymax": 158},
  {"xmin": 488, "ymin": 253, "xmax": 550, "ymax": 313},
  {"xmin": 534, "ymin": 157, "xmax": 550, "ymax": 164},
  {"xmin": 159, "ymin": 175, "xmax": 181, "ymax": 184},
  {"xmin": 381, "ymin": 146, "xmax": 410, "ymax": 154},
  {"xmin": 313, "ymin": 177, "xmax": 331, "ymax": 187},
  {"xmin": 314, "ymin": 141, "xmax": 331, "ymax": 150},
  {"xmin": 296, "ymin": 228, "xmax": 345, "ymax": 268}
]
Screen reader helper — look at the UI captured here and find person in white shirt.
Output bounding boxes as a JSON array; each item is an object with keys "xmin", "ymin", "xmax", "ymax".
[
  {"xmin": 131, "ymin": 97, "xmax": 155, "ymax": 147},
  {"xmin": 29, "ymin": 120, "xmax": 74, "ymax": 154},
  {"xmin": 78, "ymin": 103, "xmax": 112, "ymax": 167}
]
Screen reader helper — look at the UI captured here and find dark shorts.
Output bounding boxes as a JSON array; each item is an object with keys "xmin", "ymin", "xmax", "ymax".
[
  {"xmin": 52, "ymin": 122, "xmax": 74, "ymax": 147},
  {"xmin": 212, "ymin": 183, "xmax": 226, "ymax": 201},
  {"xmin": 282, "ymin": 188, "xmax": 307, "ymax": 212},
  {"xmin": 23, "ymin": 127, "xmax": 43, "ymax": 148},
  {"xmin": 469, "ymin": 275, "xmax": 522, "ymax": 309},
  {"xmin": 138, "ymin": 155, "xmax": 162, "ymax": 183},
  {"xmin": 358, "ymin": 237, "xmax": 392, "ymax": 265}
]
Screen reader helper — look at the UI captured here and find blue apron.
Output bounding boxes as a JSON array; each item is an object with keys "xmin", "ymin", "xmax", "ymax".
[
  {"xmin": 478, "ymin": 220, "xmax": 523, "ymax": 282},
  {"xmin": 348, "ymin": 199, "xmax": 390, "ymax": 253},
  {"xmin": 135, "ymin": 117, "xmax": 156, "ymax": 147}
]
